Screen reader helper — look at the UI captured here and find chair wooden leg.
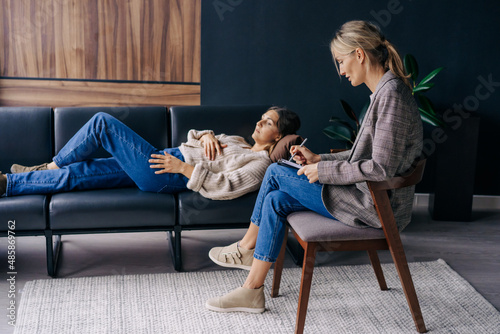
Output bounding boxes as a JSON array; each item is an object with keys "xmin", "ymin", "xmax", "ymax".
[
  {"xmin": 272, "ymin": 228, "xmax": 288, "ymax": 298},
  {"xmin": 295, "ymin": 242, "xmax": 317, "ymax": 334},
  {"xmin": 369, "ymin": 187, "xmax": 427, "ymax": 333},
  {"xmin": 367, "ymin": 250, "xmax": 388, "ymax": 290},
  {"xmin": 385, "ymin": 232, "xmax": 427, "ymax": 333}
]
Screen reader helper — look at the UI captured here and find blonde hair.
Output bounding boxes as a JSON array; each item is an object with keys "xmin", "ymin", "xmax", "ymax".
[{"xmin": 331, "ymin": 20, "xmax": 410, "ymax": 88}]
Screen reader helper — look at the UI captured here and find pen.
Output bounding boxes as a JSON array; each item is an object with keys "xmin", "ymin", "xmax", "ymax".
[{"xmin": 289, "ymin": 138, "xmax": 308, "ymax": 161}]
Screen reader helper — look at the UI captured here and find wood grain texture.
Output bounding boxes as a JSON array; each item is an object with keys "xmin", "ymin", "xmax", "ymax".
[
  {"xmin": 0, "ymin": 0, "xmax": 201, "ymax": 83},
  {"xmin": 0, "ymin": 79, "xmax": 200, "ymax": 107}
]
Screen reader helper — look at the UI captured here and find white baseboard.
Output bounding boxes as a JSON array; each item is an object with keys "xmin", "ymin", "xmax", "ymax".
[{"xmin": 414, "ymin": 193, "xmax": 500, "ymax": 210}]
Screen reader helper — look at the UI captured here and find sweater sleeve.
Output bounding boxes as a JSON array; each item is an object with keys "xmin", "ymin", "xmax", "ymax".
[
  {"xmin": 186, "ymin": 157, "xmax": 270, "ymax": 200},
  {"xmin": 185, "ymin": 129, "xmax": 216, "ymax": 146},
  {"xmin": 318, "ymin": 89, "xmax": 416, "ymax": 185}
]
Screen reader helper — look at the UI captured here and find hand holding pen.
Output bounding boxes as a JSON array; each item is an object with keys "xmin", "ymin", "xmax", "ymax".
[
  {"xmin": 290, "ymin": 138, "xmax": 321, "ymax": 166},
  {"xmin": 290, "ymin": 138, "xmax": 321, "ymax": 183},
  {"xmin": 289, "ymin": 138, "xmax": 307, "ymax": 161}
]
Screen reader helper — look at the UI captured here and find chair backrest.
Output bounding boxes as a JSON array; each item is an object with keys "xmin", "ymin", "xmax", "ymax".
[{"xmin": 367, "ymin": 159, "xmax": 426, "ymax": 191}]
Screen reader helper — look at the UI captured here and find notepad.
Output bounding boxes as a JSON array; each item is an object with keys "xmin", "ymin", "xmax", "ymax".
[{"xmin": 277, "ymin": 159, "xmax": 302, "ymax": 169}]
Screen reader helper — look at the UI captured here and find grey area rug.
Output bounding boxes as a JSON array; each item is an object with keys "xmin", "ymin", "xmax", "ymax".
[{"xmin": 14, "ymin": 259, "xmax": 500, "ymax": 334}]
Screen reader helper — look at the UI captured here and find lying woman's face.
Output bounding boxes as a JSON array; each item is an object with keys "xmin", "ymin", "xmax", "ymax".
[{"xmin": 252, "ymin": 110, "xmax": 280, "ymax": 145}]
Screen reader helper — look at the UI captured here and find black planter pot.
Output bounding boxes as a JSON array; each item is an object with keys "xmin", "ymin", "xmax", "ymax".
[{"xmin": 428, "ymin": 114, "xmax": 480, "ymax": 221}]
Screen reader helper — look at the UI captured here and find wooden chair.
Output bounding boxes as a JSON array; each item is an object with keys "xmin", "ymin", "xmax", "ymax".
[{"xmin": 271, "ymin": 159, "xmax": 427, "ymax": 333}]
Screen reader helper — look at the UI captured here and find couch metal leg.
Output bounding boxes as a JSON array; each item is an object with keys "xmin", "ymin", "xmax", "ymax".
[
  {"xmin": 174, "ymin": 228, "xmax": 182, "ymax": 272},
  {"xmin": 45, "ymin": 230, "xmax": 53, "ymax": 277},
  {"xmin": 53, "ymin": 235, "xmax": 61, "ymax": 276},
  {"xmin": 167, "ymin": 231, "xmax": 176, "ymax": 269},
  {"xmin": 45, "ymin": 231, "xmax": 62, "ymax": 278},
  {"xmin": 168, "ymin": 228, "xmax": 182, "ymax": 272}
]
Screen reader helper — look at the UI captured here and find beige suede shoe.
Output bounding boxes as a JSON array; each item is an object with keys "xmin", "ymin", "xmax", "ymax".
[
  {"xmin": 205, "ymin": 286, "xmax": 265, "ymax": 313},
  {"xmin": 10, "ymin": 163, "xmax": 49, "ymax": 173},
  {"xmin": 209, "ymin": 241, "xmax": 254, "ymax": 270}
]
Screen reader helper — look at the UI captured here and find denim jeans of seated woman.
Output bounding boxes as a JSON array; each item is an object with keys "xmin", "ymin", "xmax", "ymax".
[
  {"xmin": 250, "ymin": 163, "xmax": 336, "ymax": 263},
  {"xmin": 6, "ymin": 112, "xmax": 189, "ymax": 196}
]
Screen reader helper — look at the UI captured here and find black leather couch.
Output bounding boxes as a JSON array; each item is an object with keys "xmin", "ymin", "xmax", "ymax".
[{"xmin": 0, "ymin": 105, "xmax": 269, "ymax": 276}]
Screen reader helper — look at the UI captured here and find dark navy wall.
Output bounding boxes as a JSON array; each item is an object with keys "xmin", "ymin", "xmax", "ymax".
[{"xmin": 201, "ymin": 0, "xmax": 500, "ymax": 195}]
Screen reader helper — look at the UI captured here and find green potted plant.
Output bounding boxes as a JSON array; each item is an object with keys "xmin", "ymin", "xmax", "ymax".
[
  {"xmin": 404, "ymin": 54, "xmax": 445, "ymax": 127},
  {"xmin": 323, "ymin": 99, "xmax": 368, "ymax": 149}
]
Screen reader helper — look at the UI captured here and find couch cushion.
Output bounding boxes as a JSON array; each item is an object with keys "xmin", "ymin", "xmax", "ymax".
[
  {"xmin": 178, "ymin": 191, "xmax": 258, "ymax": 226},
  {"xmin": 0, "ymin": 107, "xmax": 52, "ymax": 173},
  {"xmin": 0, "ymin": 107, "xmax": 52, "ymax": 232},
  {"xmin": 54, "ymin": 106, "xmax": 169, "ymax": 157},
  {"xmin": 49, "ymin": 189, "xmax": 176, "ymax": 230},
  {"xmin": 0, "ymin": 196, "xmax": 48, "ymax": 232},
  {"xmin": 287, "ymin": 211, "xmax": 385, "ymax": 242},
  {"xmin": 170, "ymin": 105, "xmax": 271, "ymax": 147}
]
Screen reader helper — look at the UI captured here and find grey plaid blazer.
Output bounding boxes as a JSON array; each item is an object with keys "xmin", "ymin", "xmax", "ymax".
[{"xmin": 318, "ymin": 71, "xmax": 423, "ymax": 230}]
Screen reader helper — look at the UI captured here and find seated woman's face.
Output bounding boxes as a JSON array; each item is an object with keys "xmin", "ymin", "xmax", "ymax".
[{"xmin": 252, "ymin": 110, "xmax": 280, "ymax": 145}]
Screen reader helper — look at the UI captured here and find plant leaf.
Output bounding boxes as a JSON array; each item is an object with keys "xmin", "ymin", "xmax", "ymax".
[
  {"xmin": 419, "ymin": 67, "xmax": 444, "ymax": 86},
  {"xmin": 417, "ymin": 95, "xmax": 436, "ymax": 116},
  {"xmin": 413, "ymin": 82, "xmax": 435, "ymax": 93},
  {"xmin": 420, "ymin": 113, "xmax": 439, "ymax": 127},
  {"xmin": 328, "ymin": 117, "xmax": 356, "ymax": 131},
  {"xmin": 323, "ymin": 124, "xmax": 354, "ymax": 144},
  {"xmin": 358, "ymin": 101, "xmax": 369, "ymax": 125},
  {"xmin": 419, "ymin": 107, "xmax": 445, "ymax": 127},
  {"xmin": 339, "ymin": 99, "xmax": 359, "ymax": 125},
  {"xmin": 404, "ymin": 54, "xmax": 419, "ymax": 82}
]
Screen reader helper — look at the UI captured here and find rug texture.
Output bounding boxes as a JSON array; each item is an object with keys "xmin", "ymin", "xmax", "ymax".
[{"xmin": 14, "ymin": 259, "xmax": 500, "ymax": 333}]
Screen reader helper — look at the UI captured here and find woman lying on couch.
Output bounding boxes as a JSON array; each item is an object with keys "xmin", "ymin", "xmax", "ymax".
[{"xmin": 0, "ymin": 106, "xmax": 300, "ymax": 200}]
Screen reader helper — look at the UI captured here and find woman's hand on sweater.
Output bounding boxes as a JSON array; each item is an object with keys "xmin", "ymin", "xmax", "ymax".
[
  {"xmin": 200, "ymin": 133, "xmax": 227, "ymax": 160},
  {"xmin": 149, "ymin": 152, "xmax": 194, "ymax": 179},
  {"xmin": 298, "ymin": 163, "xmax": 319, "ymax": 183}
]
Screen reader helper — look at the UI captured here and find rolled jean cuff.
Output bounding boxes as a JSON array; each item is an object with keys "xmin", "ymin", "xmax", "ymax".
[
  {"xmin": 52, "ymin": 156, "xmax": 64, "ymax": 168},
  {"xmin": 253, "ymin": 252, "xmax": 276, "ymax": 263},
  {"xmin": 250, "ymin": 218, "xmax": 261, "ymax": 227}
]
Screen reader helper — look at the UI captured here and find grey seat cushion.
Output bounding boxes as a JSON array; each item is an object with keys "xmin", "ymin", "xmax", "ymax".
[{"xmin": 287, "ymin": 211, "xmax": 385, "ymax": 242}]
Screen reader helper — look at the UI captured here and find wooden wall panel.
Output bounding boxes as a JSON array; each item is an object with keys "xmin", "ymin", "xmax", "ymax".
[
  {"xmin": 0, "ymin": 0, "xmax": 201, "ymax": 83},
  {"xmin": 0, "ymin": 79, "xmax": 200, "ymax": 107}
]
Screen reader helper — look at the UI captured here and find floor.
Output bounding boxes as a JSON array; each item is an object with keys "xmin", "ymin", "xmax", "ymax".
[{"xmin": 1, "ymin": 202, "xmax": 499, "ymax": 333}]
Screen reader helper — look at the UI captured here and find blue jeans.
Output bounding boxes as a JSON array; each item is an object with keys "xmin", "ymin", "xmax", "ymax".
[
  {"xmin": 6, "ymin": 112, "xmax": 189, "ymax": 196},
  {"xmin": 250, "ymin": 163, "xmax": 336, "ymax": 263}
]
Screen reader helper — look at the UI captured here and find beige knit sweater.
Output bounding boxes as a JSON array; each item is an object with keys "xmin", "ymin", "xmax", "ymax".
[{"xmin": 178, "ymin": 129, "xmax": 271, "ymax": 200}]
